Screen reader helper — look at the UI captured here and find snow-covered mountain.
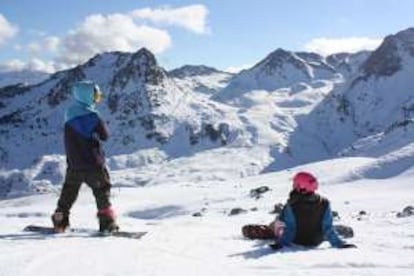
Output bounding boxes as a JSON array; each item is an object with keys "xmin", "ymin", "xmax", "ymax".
[
  {"xmin": 208, "ymin": 28, "xmax": 414, "ymax": 174},
  {"xmin": 0, "ymin": 48, "xmax": 240, "ymax": 174},
  {"xmin": 0, "ymin": 69, "xmax": 50, "ymax": 88},
  {"xmin": 169, "ymin": 65, "xmax": 233, "ymax": 95},
  {"xmin": 1, "ymin": 28, "xmax": 414, "ymax": 200},
  {"xmin": 215, "ymin": 48, "xmax": 338, "ymax": 103},
  {"xmin": 305, "ymin": 27, "xmax": 414, "ymax": 155}
]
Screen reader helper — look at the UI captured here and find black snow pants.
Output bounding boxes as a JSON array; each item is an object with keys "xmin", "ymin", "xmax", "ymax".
[{"xmin": 56, "ymin": 167, "xmax": 112, "ymax": 213}]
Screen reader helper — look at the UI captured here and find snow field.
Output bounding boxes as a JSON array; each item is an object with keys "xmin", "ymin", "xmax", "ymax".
[{"xmin": 1, "ymin": 157, "xmax": 413, "ymax": 275}]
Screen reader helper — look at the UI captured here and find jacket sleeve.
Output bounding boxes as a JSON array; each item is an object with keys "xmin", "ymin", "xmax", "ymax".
[
  {"xmin": 322, "ymin": 203, "xmax": 345, "ymax": 248},
  {"xmin": 278, "ymin": 205, "xmax": 296, "ymax": 246},
  {"xmin": 95, "ymin": 117, "xmax": 109, "ymax": 141}
]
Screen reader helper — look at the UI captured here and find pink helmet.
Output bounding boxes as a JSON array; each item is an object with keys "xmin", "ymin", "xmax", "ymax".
[{"xmin": 293, "ymin": 172, "xmax": 318, "ymax": 193}]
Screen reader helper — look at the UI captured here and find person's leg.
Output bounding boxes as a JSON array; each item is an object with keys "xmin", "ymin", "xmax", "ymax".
[
  {"xmin": 85, "ymin": 167, "xmax": 112, "ymax": 209},
  {"xmin": 85, "ymin": 167, "xmax": 118, "ymax": 232},
  {"xmin": 52, "ymin": 169, "xmax": 83, "ymax": 231},
  {"xmin": 242, "ymin": 224, "xmax": 275, "ymax": 240}
]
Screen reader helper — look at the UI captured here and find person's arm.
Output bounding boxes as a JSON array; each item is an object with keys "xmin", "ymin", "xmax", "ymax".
[
  {"xmin": 277, "ymin": 205, "xmax": 296, "ymax": 246},
  {"xmin": 322, "ymin": 203, "xmax": 347, "ymax": 248},
  {"xmin": 95, "ymin": 117, "xmax": 109, "ymax": 141}
]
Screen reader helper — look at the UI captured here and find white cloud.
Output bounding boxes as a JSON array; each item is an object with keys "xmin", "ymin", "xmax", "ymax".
[
  {"xmin": 25, "ymin": 58, "xmax": 56, "ymax": 73},
  {"xmin": 304, "ymin": 37, "xmax": 383, "ymax": 55},
  {"xmin": 27, "ymin": 42, "xmax": 41, "ymax": 53},
  {"xmin": 43, "ymin": 36, "xmax": 60, "ymax": 52},
  {"xmin": 0, "ymin": 14, "xmax": 18, "ymax": 46},
  {"xmin": 131, "ymin": 5, "xmax": 209, "ymax": 34},
  {"xmin": 58, "ymin": 13, "xmax": 172, "ymax": 65},
  {"xmin": 0, "ymin": 58, "xmax": 64, "ymax": 73},
  {"xmin": 27, "ymin": 36, "xmax": 61, "ymax": 54},
  {"xmin": 14, "ymin": 44, "xmax": 22, "ymax": 51},
  {"xmin": 26, "ymin": 58, "xmax": 57, "ymax": 73},
  {"xmin": 0, "ymin": 59, "xmax": 26, "ymax": 71},
  {"xmin": 27, "ymin": 29, "xmax": 47, "ymax": 37},
  {"xmin": 2, "ymin": 6, "xmax": 210, "ymax": 71},
  {"xmin": 225, "ymin": 64, "xmax": 253, "ymax": 74}
]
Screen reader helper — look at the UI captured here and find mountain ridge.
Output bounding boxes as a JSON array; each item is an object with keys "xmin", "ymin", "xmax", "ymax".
[{"xmin": 1, "ymin": 27, "xmax": 414, "ymax": 194}]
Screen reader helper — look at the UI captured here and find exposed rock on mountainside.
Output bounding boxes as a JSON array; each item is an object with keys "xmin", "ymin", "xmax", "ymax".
[
  {"xmin": 0, "ymin": 48, "xmax": 236, "ymax": 169},
  {"xmin": 169, "ymin": 65, "xmax": 233, "ymax": 95},
  {"xmin": 169, "ymin": 65, "xmax": 225, "ymax": 78},
  {"xmin": 2, "ymin": 28, "xmax": 414, "ymax": 185}
]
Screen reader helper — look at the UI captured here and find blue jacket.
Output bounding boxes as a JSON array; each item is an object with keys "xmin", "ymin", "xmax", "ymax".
[
  {"xmin": 278, "ymin": 191, "xmax": 344, "ymax": 248},
  {"xmin": 64, "ymin": 81, "xmax": 108, "ymax": 170}
]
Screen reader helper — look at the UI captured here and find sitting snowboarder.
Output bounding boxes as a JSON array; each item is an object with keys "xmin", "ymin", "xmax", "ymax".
[
  {"xmin": 242, "ymin": 172, "xmax": 356, "ymax": 250},
  {"xmin": 51, "ymin": 80, "xmax": 118, "ymax": 233}
]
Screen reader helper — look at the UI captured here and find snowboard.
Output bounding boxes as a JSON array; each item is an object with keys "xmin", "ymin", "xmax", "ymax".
[
  {"xmin": 242, "ymin": 224, "xmax": 354, "ymax": 240},
  {"xmin": 23, "ymin": 225, "xmax": 147, "ymax": 239}
]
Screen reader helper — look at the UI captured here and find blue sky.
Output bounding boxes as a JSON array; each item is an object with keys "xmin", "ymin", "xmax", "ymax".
[{"xmin": 0, "ymin": 0, "xmax": 413, "ymax": 73}]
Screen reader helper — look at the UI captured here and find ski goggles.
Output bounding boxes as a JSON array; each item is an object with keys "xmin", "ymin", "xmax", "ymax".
[{"xmin": 93, "ymin": 85, "xmax": 103, "ymax": 103}]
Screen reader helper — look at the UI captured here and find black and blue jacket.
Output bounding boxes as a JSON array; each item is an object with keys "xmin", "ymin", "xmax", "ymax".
[
  {"xmin": 278, "ymin": 190, "xmax": 345, "ymax": 248},
  {"xmin": 64, "ymin": 81, "xmax": 108, "ymax": 171}
]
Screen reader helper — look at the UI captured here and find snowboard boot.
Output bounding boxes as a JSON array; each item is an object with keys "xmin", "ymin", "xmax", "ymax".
[
  {"xmin": 242, "ymin": 224, "xmax": 275, "ymax": 240},
  {"xmin": 97, "ymin": 207, "xmax": 119, "ymax": 233},
  {"xmin": 51, "ymin": 211, "xmax": 69, "ymax": 233}
]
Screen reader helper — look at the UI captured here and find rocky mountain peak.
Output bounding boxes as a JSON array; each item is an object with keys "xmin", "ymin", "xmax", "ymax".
[
  {"xmin": 258, "ymin": 48, "xmax": 296, "ymax": 67},
  {"xmin": 110, "ymin": 48, "xmax": 166, "ymax": 92},
  {"xmin": 252, "ymin": 48, "xmax": 316, "ymax": 78},
  {"xmin": 130, "ymin": 47, "xmax": 158, "ymax": 68},
  {"xmin": 83, "ymin": 51, "xmax": 129, "ymax": 68},
  {"xmin": 169, "ymin": 65, "xmax": 224, "ymax": 78},
  {"xmin": 268, "ymin": 48, "xmax": 291, "ymax": 57},
  {"xmin": 393, "ymin": 27, "xmax": 414, "ymax": 52},
  {"xmin": 361, "ymin": 28, "xmax": 414, "ymax": 77}
]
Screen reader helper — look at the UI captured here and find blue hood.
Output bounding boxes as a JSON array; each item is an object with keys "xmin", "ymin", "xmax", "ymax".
[
  {"xmin": 73, "ymin": 81, "xmax": 96, "ymax": 106},
  {"xmin": 65, "ymin": 81, "xmax": 100, "ymax": 123}
]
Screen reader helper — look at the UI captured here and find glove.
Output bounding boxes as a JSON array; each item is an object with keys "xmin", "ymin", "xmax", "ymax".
[
  {"xmin": 339, "ymin": 243, "xmax": 357, "ymax": 249},
  {"xmin": 269, "ymin": 242, "xmax": 283, "ymax": 250}
]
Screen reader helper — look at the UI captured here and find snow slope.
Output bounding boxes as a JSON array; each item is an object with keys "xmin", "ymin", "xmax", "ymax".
[{"xmin": 0, "ymin": 155, "xmax": 413, "ymax": 276}]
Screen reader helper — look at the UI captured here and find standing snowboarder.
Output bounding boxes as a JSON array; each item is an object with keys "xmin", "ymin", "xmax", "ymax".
[
  {"xmin": 243, "ymin": 172, "xmax": 356, "ymax": 250},
  {"xmin": 51, "ymin": 80, "xmax": 118, "ymax": 233}
]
